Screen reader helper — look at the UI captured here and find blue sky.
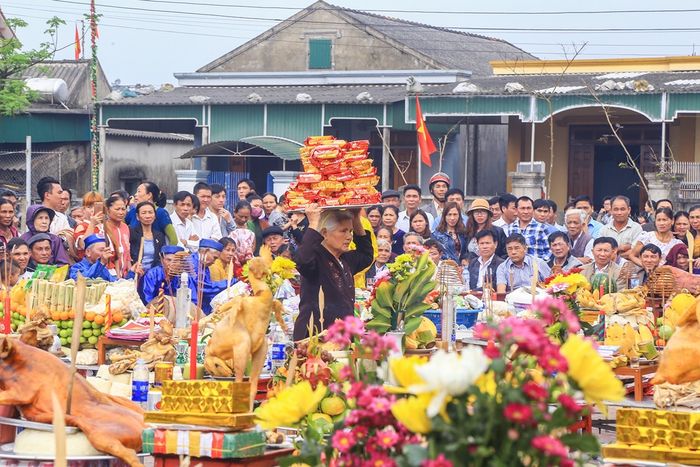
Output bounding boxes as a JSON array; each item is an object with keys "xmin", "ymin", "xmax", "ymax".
[{"xmin": 5, "ymin": 0, "xmax": 700, "ymax": 84}]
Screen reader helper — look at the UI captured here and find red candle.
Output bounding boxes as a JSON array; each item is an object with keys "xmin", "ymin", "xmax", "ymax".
[
  {"xmin": 189, "ymin": 321, "xmax": 199, "ymax": 380},
  {"xmin": 3, "ymin": 293, "xmax": 9, "ymax": 334},
  {"xmin": 599, "ymin": 284, "xmax": 604, "ymax": 297}
]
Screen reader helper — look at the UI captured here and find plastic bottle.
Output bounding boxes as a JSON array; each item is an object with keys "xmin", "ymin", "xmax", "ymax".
[
  {"xmin": 175, "ymin": 272, "xmax": 191, "ymax": 330},
  {"xmin": 131, "ymin": 358, "xmax": 149, "ymax": 409},
  {"xmin": 268, "ymin": 323, "xmax": 288, "ymax": 375}
]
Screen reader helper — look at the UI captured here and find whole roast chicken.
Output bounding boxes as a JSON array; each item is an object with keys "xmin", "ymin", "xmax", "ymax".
[
  {"xmin": 0, "ymin": 336, "xmax": 145, "ymax": 466},
  {"xmin": 652, "ymin": 297, "xmax": 700, "ymax": 385}
]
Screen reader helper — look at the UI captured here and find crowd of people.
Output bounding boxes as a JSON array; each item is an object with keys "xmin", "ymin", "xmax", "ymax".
[{"xmin": 0, "ymin": 172, "xmax": 696, "ymax": 335}]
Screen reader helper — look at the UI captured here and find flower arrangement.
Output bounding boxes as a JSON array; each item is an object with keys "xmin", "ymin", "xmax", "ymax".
[
  {"xmin": 389, "ymin": 313, "xmax": 624, "ymax": 465},
  {"xmin": 242, "ymin": 256, "xmax": 297, "ymax": 295},
  {"xmin": 367, "ymin": 253, "xmax": 437, "ymax": 333},
  {"xmin": 544, "ymin": 269, "xmax": 588, "ymax": 296}
]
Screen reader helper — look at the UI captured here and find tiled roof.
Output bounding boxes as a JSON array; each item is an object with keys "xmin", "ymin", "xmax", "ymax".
[
  {"xmin": 336, "ymin": 4, "xmax": 536, "ymax": 76},
  {"xmin": 20, "ymin": 59, "xmax": 110, "ymax": 110},
  {"xmin": 421, "ymin": 70, "xmax": 700, "ymax": 96},
  {"xmin": 101, "ymin": 83, "xmax": 415, "ymax": 105}
]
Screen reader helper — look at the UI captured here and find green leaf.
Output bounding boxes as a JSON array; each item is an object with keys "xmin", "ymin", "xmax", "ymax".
[
  {"xmin": 403, "ymin": 316, "xmax": 422, "ymax": 334},
  {"xmin": 560, "ymin": 433, "xmax": 600, "ymax": 453},
  {"xmin": 401, "ymin": 444, "xmax": 428, "ymax": 465}
]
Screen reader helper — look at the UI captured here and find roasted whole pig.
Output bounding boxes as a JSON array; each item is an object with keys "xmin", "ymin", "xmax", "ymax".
[{"xmin": 0, "ymin": 336, "xmax": 145, "ymax": 466}]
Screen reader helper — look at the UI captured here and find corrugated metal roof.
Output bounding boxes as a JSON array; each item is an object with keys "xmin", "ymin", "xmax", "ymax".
[
  {"xmin": 21, "ymin": 60, "xmax": 89, "ymax": 108},
  {"xmin": 101, "ymin": 83, "xmax": 412, "ymax": 106},
  {"xmin": 105, "ymin": 128, "xmax": 194, "ymax": 141}
]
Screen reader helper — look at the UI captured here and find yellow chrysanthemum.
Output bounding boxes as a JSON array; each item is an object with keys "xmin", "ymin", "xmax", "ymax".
[
  {"xmin": 561, "ymin": 334, "xmax": 624, "ymax": 410},
  {"xmin": 475, "ymin": 371, "xmax": 497, "ymax": 396},
  {"xmin": 254, "ymin": 381, "xmax": 326, "ymax": 429},
  {"xmin": 550, "ymin": 273, "xmax": 589, "ymax": 295},
  {"xmin": 389, "ymin": 355, "xmax": 428, "ymax": 388},
  {"xmin": 391, "ymin": 394, "xmax": 432, "ymax": 434},
  {"xmin": 271, "ymin": 257, "xmax": 297, "ymax": 279}
]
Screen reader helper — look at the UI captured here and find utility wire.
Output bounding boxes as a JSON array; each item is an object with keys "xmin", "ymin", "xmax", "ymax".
[{"xmin": 43, "ymin": 0, "xmax": 700, "ymax": 33}]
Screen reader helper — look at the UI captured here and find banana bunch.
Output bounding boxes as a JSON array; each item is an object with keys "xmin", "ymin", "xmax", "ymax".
[
  {"xmin": 608, "ymin": 355, "xmax": 628, "ymax": 369},
  {"xmin": 598, "ymin": 290, "xmax": 645, "ymax": 314},
  {"xmin": 576, "ymin": 289, "xmax": 600, "ymax": 309},
  {"xmin": 367, "ymin": 253, "xmax": 437, "ymax": 334}
]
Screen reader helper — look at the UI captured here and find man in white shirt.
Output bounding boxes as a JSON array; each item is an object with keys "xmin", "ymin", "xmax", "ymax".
[
  {"xmin": 493, "ymin": 193, "xmax": 517, "ymax": 229},
  {"xmin": 170, "ymin": 191, "xmax": 199, "ymax": 252},
  {"xmin": 397, "ymin": 184, "xmax": 433, "ymax": 232},
  {"xmin": 37, "ymin": 177, "xmax": 70, "ymax": 234},
  {"xmin": 191, "ymin": 182, "xmax": 221, "ymax": 241},
  {"xmin": 597, "ymin": 195, "xmax": 642, "ymax": 260}
]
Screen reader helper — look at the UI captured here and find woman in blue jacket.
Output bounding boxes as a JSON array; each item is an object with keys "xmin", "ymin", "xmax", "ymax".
[{"xmin": 431, "ymin": 202, "xmax": 468, "ymax": 264}]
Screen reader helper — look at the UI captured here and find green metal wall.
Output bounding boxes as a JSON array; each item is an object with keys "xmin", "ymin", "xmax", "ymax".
[
  {"xmin": 101, "ymin": 105, "xmax": 203, "ymax": 124},
  {"xmin": 324, "ymin": 104, "xmax": 384, "ymax": 125},
  {"xmin": 267, "ymin": 104, "xmax": 323, "ymax": 142},
  {"xmin": 534, "ymin": 93, "xmax": 662, "ymax": 122},
  {"xmin": 0, "ymin": 113, "xmax": 89, "ymax": 143},
  {"xmin": 210, "ymin": 105, "xmax": 264, "ymax": 141}
]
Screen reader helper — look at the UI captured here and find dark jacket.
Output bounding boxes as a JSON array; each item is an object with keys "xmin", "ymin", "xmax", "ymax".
[
  {"xmin": 468, "ymin": 254, "xmax": 505, "ymax": 290},
  {"xmin": 20, "ymin": 204, "xmax": 70, "ymax": 266},
  {"xmin": 129, "ymin": 224, "xmax": 166, "ymax": 270},
  {"xmin": 293, "ymin": 228, "xmax": 374, "ymax": 341},
  {"xmin": 467, "ymin": 226, "xmax": 507, "ymax": 261}
]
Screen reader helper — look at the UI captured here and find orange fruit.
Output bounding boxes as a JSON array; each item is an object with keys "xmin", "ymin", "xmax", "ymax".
[
  {"xmin": 60, "ymin": 312, "xmax": 69, "ymax": 321},
  {"xmin": 68, "ymin": 310, "xmax": 75, "ymax": 319},
  {"xmin": 94, "ymin": 314, "xmax": 105, "ymax": 325},
  {"xmin": 10, "ymin": 303, "xmax": 17, "ymax": 313},
  {"xmin": 85, "ymin": 311, "xmax": 95, "ymax": 322},
  {"xmin": 51, "ymin": 312, "xmax": 61, "ymax": 321},
  {"xmin": 112, "ymin": 312, "xmax": 123, "ymax": 323}
]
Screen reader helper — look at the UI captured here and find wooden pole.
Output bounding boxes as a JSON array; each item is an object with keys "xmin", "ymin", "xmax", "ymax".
[
  {"xmin": 66, "ymin": 274, "xmax": 86, "ymax": 415},
  {"xmin": 52, "ymin": 391, "xmax": 67, "ymax": 467}
]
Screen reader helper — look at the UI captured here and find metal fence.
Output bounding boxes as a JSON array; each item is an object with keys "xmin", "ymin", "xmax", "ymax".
[{"xmin": 0, "ymin": 149, "xmax": 63, "ymax": 202}]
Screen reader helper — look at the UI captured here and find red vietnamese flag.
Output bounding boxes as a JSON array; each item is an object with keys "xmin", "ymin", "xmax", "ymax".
[
  {"xmin": 74, "ymin": 25, "xmax": 81, "ymax": 60},
  {"xmin": 415, "ymin": 96, "xmax": 437, "ymax": 166}
]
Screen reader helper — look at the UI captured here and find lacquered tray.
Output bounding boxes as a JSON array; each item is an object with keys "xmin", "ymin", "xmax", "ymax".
[{"xmin": 287, "ymin": 203, "xmax": 381, "ymax": 213}]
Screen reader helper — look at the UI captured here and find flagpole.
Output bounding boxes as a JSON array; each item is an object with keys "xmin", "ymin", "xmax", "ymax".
[{"xmin": 89, "ymin": 0, "xmax": 100, "ymax": 192}]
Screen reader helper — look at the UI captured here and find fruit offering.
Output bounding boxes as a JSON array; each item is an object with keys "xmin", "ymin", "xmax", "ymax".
[
  {"xmin": 0, "ymin": 282, "xmax": 29, "ymax": 332},
  {"xmin": 52, "ymin": 309, "xmax": 128, "ymax": 348},
  {"xmin": 285, "ymin": 136, "xmax": 381, "ymax": 209}
]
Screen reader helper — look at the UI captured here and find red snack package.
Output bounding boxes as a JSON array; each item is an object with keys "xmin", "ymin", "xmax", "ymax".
[
  {"xmin": 313, "ymin": 180, "xmax": 344, "ymax": 192},
  {"xmin": 304, "ymin": 135, "xmax": 335, "ymax": 146},
  {"xmin": 348, "ymin": 159, "xmax": 373, "ymax": 171},
  {"xmin": 351, "ymin": 166, "xmax": 377, "ymax": 178},
  {"xmin": 344, "ymin": 176, "xmax": 379, "ymax": 189},
  {"xmin": 345, "ymin": 140, "xmax": 370, "ymax": 152},
  {"xmin": 328, "ymin": 172, "xmax": 355, "ymax": 182},
  {"xmin": 343, "ymin": 152, "xmax": 368, "ymax": 164},
  {"xmin": 298, "ymin": 173, "xmax": 323, "ymax": 184},
  {"xmin": 312, "ymin": 145, "xmax": 342, "ymax": 160},
  {"xmin": 319, "ymin": 160, "xmax": 344, "ymax": 175}
]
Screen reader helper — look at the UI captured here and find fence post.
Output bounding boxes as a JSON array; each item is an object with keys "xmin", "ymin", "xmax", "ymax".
[{"xmin": 25, "ymin": 135, "xmax": 31, "ymax": 204}]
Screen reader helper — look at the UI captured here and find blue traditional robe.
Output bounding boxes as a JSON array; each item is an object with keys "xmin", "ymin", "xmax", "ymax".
[
  {"xmin": 69, "ymin": 258, "xmax": 114, "ymax": 282},
  {"xmin": 142, "ymin": 266, "xmax": 197, "ymax": 305},
  {"xmin": 191, "ymin": 253, "xmax": 236, "ymax": 314}
]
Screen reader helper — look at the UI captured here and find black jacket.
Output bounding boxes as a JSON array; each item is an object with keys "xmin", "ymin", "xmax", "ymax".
[
  {"xmin": 468, "ymin": 254, "xmax": 505, "ymax": 291},
  {"xmin": 129, "ymin": 224, "xmax": 166, "ymax": 269},
  {"xmin": 293, "ymin": 228, "xmax": 374, "ymax": 341}
]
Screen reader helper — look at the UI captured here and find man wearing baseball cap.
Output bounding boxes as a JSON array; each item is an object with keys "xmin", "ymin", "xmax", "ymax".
[{"xmin": 422, "ymin": 172, "xmax": 450, "ymax": 220}]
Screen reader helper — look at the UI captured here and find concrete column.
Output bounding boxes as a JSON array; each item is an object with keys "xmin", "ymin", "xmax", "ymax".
[
  {"xmin": 645, "ymin": 172, "xmax": 684, "ymax": 207},
  {"xmin": 509, "ymin": 171, "xmax": 545, "ymax": 199},
  {"xmin": 175, "ymin": 169, "xmax": 210, "ymax": 193},
  {"xmin": 381, "ymin": 127, "xmax": 390, "ymax": 191},
  {"xmin": 270, "ymin": 170, "xmax": 300, "ymax": 199}
]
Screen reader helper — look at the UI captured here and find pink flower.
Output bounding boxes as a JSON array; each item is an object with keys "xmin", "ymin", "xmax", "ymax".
[
  {"xmin": 538, "ymin": 348, "xmax": 568, "ymax": 373},
  {"xmin": 421, "ymin": 454, "xmax": 453, "ymax": 467},
  {"xmin": 503, "ymin": 403, "xmax": 533, "ymax": 424},
  {"xmin": 522, "ymin": 381, "xmax": 548, "ymax": 402},
  {"xmin": 373, "ymin": 428, "xmax": 399, "ymax": 449},
  {"xmin": 484, "ymin": 340, "xmax": 500, "ymax": 359},
  {"xmin": 531, "ymin": 435, "xmax": 569, "ymax": 458},
  {"xmin": 365, "ymin": 453, "xmax": 396, "ymax": 467},
  {"xmin": 473, "ymin": 323, "xmax": 496, "ymax": 341},
  {"xmin": 560, "ymin": 307, "xmax": 581, "ymax": 333},
  {"xmin": 507, "ymin": 428, "xmax": 519, "ymax": 440},
  {"xmin": 332, "ymin": 430, "xmax": 357, "ymax": 453},
  {"xmin": 557, "ymin": 394, "xmax": 582, "ymax": 414}
]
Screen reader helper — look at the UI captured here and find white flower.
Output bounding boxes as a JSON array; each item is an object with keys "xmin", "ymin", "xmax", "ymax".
[{"xmin": 409, "ymin": 346, "xmax": 489, "ymax": 417}]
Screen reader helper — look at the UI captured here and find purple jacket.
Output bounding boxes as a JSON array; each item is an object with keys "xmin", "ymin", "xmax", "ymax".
[{"xmin": 20, "ymin": 204, "xmax": 71, "ymax": 266}]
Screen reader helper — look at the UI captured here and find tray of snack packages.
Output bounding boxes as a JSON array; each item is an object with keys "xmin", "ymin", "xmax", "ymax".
[{"xmin": 284, "ymin": 135, "xmax": 382, "ymax": 211}]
